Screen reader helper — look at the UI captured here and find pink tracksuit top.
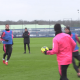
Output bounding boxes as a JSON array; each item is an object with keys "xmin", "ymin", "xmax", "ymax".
[{"xmin": 47, "ymin": 33, "xmax": 76, "ymax": 65}]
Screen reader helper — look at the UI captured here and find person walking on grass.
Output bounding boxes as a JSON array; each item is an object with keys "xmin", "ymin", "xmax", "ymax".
[{"xmin": 1, "ymin": 24, "xmax": 13, "ymax": 65}]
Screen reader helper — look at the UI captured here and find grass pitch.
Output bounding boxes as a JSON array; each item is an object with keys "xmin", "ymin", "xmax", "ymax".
[{"xmin": 0, "ymin": 37, "xmax": 80, "ymax": 80}]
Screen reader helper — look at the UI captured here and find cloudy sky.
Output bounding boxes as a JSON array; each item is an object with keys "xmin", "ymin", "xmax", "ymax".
[{"xmin": 0, "ymin": 0, "xmax": 80, "ymax": 21}]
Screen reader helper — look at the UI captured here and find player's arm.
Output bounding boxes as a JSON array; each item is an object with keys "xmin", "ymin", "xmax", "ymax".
[
  {"xmin": 11, "ymin": 32, "xmax": 13, "ymax": 45},
  {"xmin": 1, "ymin": 32, "xmax": 9, "ymax": 42},
  {"xmin": 46, "ymin": 38, "xmax": 58, "ymax": 55},
  {"xmin": 75, "ymin": 35, "xmax": 80, "ymax": 44},
  {"xmin": 70, "ymin": 37, "xmax": 76, "ymax": 51},
  {"xmin": 12, "ymin": 31, "xmax": 13, "ymax": 39},
  {"xmin": 1, "ymin": 32, "xmax": 5, "ymax": 41}
]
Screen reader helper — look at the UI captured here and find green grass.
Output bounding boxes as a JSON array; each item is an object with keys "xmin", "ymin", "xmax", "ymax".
[{"xmin": 0, "ymin": 37, "xmax": 80, "ymax": 80}]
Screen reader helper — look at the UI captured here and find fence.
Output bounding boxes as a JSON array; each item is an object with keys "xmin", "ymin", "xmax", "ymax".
[{"xmin": 0, "ymin": 25, "xmax": 80, "ymax": 37}]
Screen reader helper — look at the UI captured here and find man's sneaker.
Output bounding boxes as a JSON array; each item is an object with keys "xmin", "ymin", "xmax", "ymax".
[
  {"xmin": 5, "ymin": 62, "xmax": 8, "ymax": 65},
  {"xmin": 3, "ymin": 60, "xmax": 5, "ymax": 64},
  {"xmin": 77, "ymin": 73, "xmax": 80, "ymax": 77}
]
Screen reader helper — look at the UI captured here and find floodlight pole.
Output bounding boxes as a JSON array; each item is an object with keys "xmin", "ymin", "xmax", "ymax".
[
  {"xmin": 35, "ymin": 20, "xmax": 37, "ymax": 36},
  {"xmin": 49, "ymin": 20, "xmax": 50, "ymax": 34},
  {"xmin": 77, "ymin": 9, "xmax": 79, "ymax": 26},
  {"xmin": 35, "ymin": 20, "xmax": 36, "ymax": 29},
  {"xmin": 22, "ymin": 20, "xmax": 24, "ymax": 33}
]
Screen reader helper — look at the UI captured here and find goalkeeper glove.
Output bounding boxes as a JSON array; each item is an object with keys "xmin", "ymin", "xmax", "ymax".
[{"xmin": 44, "ymin": 49, "xmax": 47, "ymax": 55}]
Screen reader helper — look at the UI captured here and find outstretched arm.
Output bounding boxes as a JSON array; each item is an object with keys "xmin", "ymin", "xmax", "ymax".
[
  {"xmin": 71, "ymin": 37, "xmax": 76, "ymax": 51},
  {"xmin": 75, "ymin": 35, "xmax": 80, "ymax": 44},
  {"xmin": 46, "ymin": 38, "xmax": 58, "ymax": 55}
]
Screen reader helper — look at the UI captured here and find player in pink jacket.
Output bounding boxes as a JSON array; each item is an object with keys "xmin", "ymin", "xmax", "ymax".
[{"xmin": 44, "ymin": 24, "xmax": 76, "ymax": 80}]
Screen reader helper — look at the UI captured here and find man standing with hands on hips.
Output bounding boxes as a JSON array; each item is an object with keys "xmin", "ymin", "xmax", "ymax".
[{"xmin": 23, "ymin": 28, "xmax": 30, "ymax": 54}]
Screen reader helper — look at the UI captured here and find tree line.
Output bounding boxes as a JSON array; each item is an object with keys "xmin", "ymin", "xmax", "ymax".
[{"xmin": 0, "ymin": 20, "xmax": 80, "ymax": 27}]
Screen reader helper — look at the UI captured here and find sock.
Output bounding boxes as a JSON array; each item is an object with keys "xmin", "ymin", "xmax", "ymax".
[
  {"xmin": 3, "ymin": 58, "xmax": 5, "ymax": 60},
  {"xmin": 6, "ymin": 60, "xmax": 8, "ymax": 62}
]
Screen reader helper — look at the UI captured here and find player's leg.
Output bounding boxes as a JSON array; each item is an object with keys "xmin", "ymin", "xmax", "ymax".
[
  {"xmin": 7, "ymin": 45, "xmax": 12, "ymax": 60},
  {"xmin": 72, "ymin": 55, "xmax": 80, "ymax": 77},
  {"xmin": 5, "ymin": 45, "xmax": 12, "ymax": 65},
  {"xmin": 27, "ymin": 43, "xmax": 30, "ymax": 53},
  {"xmin": 72, "ymin": 56, "xmax": 79, "ymax": 72},
  {"xmin": 3, "ymin": 44, "xmax": 7, "ymax": 64},
  {"xmin": 74, "ymin": 51, "xmax": 80, "ymax": 68},
  {"xmin": 58, "ymin": 65, "xmax": 62, "ymax": 80},
  {"xmin": 9, "ymin": 45, "xmax": 13, "ymax": 58},
  {"xmin": 24, "ymin": 43, "xmax": 26, "ymax": 53},
  {"xmin": 73, "ymin": 52, "xmax": 80, "ymax": 73},
  {"xmin": 3, "ymin": 53, "xmax": 7, "ymax": 64},
  {"xmin": 74, "ymin": 52, "xmax": 80, "ymax": 73},
  {"xmin": 76, "ymin": 55, "xmax": 80, "ymax": 69},
  {"xmin": 78, "ymin": 60, "xmax": 80, "ymax": 69},
  {"xmin": 3, "ymin": 44, "xmax": 7, "ymax": 58},
  {"xmin": 61, "ymin": 65, "xmax": 69, "ymax": 80},
  {"xmin": 59, "ymin": 65, "xmax": 69, "ymax": 80}
]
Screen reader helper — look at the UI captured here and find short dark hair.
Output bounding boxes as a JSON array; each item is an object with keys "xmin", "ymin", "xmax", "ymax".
[
  {"xmin": 5, "ymin": 24, "xmax": 9, "ymax": 25},
  {"xmin": 54, "ymin": 23, "xmax": 61, "ymax": 31},
  {"xmin": 25, "ymin": 28, "xmax": 27, "ymax": 29},
  {"xmin": 65, "ymin": 26, "xmax": 70, "ymax": 30}
]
